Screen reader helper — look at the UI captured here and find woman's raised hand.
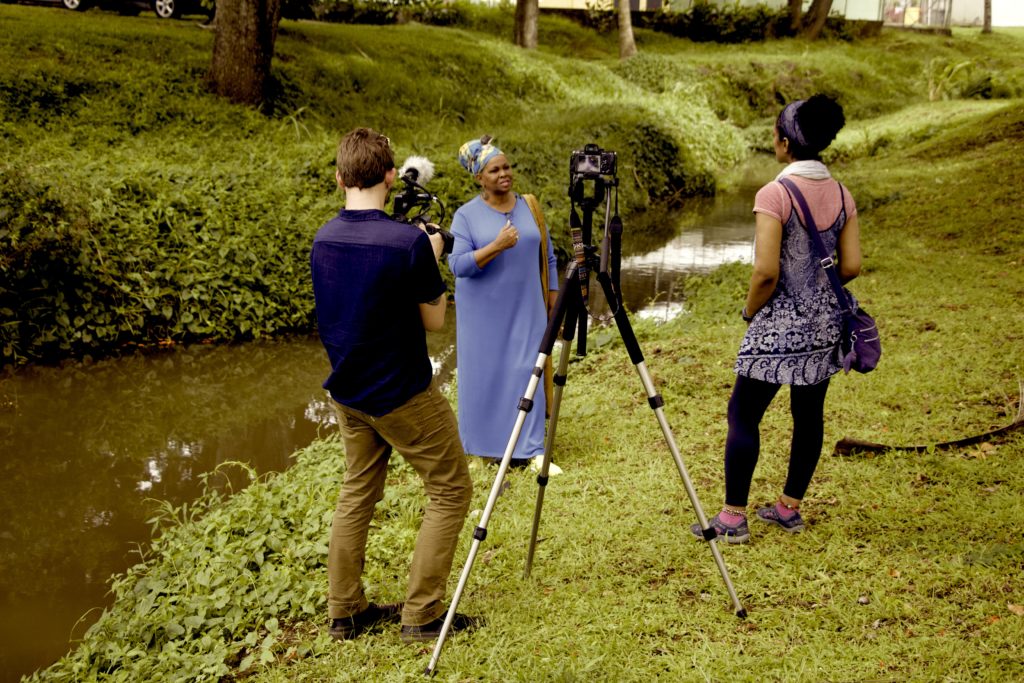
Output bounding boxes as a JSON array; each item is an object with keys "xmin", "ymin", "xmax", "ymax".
[{"xmin": 493, "ymin": 220, "xmax": 519, "ymax": 251}]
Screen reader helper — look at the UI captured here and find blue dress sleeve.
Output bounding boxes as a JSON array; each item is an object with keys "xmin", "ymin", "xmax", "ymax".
[{"xmin": 447, "ymin": 206, "xmax": 484, "ymax": 278}]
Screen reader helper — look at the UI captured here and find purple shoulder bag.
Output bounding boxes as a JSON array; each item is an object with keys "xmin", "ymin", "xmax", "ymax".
[{"xmin": 779, "ymin": 177, "xmax": 881, "ymax": 374}]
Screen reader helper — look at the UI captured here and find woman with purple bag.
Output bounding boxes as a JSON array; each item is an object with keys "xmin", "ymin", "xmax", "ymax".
[{"xmin": 692, "ymin": 94, "xmax": 862, "ymax": 544}]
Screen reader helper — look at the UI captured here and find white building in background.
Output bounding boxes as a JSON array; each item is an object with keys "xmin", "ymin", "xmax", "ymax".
[
  {"xmin": 883, "ymin": 1, "xmax": 1024, "ymax": 27},
  {"xmin": 536, "ymin": 0, "xmax": 885, "ymax": 18},
  {"xmin": 947, "ymin": 1, "xmax": 1024, "ymax": 26},
  {"xmin": 537, "ymin": 0, "xmax": 1024, "ymax": 27}
]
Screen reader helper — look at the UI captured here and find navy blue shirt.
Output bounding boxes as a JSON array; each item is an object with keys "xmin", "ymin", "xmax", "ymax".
[{"xmin": 311, "ymin": 208, "xmax": 445, "ymax": 416}]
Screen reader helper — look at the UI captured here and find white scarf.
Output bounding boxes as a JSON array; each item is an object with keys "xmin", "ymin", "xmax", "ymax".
[{"xmin": 775, "ymin": 160, "xmax": 832, "ymax": 181}]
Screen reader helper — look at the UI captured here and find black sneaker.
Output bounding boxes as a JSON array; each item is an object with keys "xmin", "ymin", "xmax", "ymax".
[
  {"xmin": 400, "ymin": 612, "xmax": 480, "ymax": 643},
  {"xmin": 329, "ymin": 602, "xmax": 403, "ymax": 641}
]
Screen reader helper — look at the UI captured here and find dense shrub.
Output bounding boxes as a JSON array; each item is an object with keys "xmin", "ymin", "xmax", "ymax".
[
  {"xmin": 641, "ymin": 1, "xmax": 792, "ymax": 43},
  {"xmin": 0, "ymin": 166, "xmax": 95, "ymax": 362},
  {"xmin": 308, "ymin": 0, "xmax": 466, "ymax": 25}
]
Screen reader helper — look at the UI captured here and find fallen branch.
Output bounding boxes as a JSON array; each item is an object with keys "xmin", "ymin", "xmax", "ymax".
[{"xmin": 833, "ymin": 380, "xmax": 1024, "ymax": 456}]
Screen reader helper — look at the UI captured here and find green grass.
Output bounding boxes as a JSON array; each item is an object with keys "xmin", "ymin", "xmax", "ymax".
[{"xmin": 7, "ymin": 5, "xmax": 1024, "ymax": 681}]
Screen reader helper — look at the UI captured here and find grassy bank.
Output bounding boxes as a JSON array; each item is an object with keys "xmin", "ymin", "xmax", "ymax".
[
  {"xmin": 3, "ymin": 6, "xmax": 1022, "ymax": 365},
  {"xmin": 29, "ymin": 96, "xmax": 1024, "ymax": 683}
]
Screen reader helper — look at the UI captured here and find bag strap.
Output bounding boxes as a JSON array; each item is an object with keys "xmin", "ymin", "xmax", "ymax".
[
  {"xmin": 777, "ymin": 177, "xmax": 852, "ymax": 315},
  {"xmin": 522, "ymin": 193, "xmax": 549, "ymax": 306}
]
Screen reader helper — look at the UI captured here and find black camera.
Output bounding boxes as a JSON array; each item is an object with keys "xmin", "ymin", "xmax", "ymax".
[
  {"xmin": 392, "ymin": 156, "xmax": 454, "ymax": 255},
  {"xmin": 570, "ymin": 143, "xmax": 617, "ymax": 179},
  {"xmin": 422, "ymin": 222, "xmax": 455, "ymax": 256}
]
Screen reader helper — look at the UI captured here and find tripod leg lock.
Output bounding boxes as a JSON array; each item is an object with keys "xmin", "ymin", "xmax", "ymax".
[
  {"xmin": 518, "ymin": 397, "xmax": 534, "ymax": 413},
  {"xmin": 473, "ymin": 526, "xmax": 487, "ymax": 542},
  {"xmin": 700, "ymin": 527, "xmax": 717, "ymax": 542},
  {"xmin": 535, "ymin": 474, "xmax": 549, "ymax": 487},
  {"xmin": 647, "ymin": 394, "xmax": 665, "ymax": 410},
  {"xmin": 554, "ymin": 374, "xmax": 567, "ymax": 387}
]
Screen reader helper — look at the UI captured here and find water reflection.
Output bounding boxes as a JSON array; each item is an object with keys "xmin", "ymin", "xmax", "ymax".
[
  {"xmin": 0, "ymin": 339, "xmax": 318, "ymax": 679},
  {"xmin": 580, "ymin": 183, "xmax": 759, "ymax": 324},
  {"xmin": 0, "ymin": 164, "xmax": 764, "ymax": 681}
]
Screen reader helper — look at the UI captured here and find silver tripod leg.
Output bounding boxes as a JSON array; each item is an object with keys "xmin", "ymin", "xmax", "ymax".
[
  {"xmin": 523, "ymin": 337, "xmax": 572, "ymax": 578},
  {"xmin": 424, "ymin": 351, "xmax": 549, "ymax": 676},
  {"xmin": 633, "ymin": 360, "xmax": 747, "ymax": 617}
]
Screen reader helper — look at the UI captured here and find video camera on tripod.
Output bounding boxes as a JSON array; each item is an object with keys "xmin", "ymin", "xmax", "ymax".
[{"xmin": 391, "ymin": 155, "xmax": 454, "ymax": 255}]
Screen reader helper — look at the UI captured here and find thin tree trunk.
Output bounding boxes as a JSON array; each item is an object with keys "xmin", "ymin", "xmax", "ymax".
[
  {"xmin": 514, "ymin": 0, "xmax": 539, "ymax": 49},
  {"xmin": 208, "ymin": 0, "xmax": 282, "ymax": 106},
  {"xmin": 800, "ymin": 0, "xmax": 833, "ymax": 40},
  {"xmin": 983, "ymin": 0, "xmax": 992, "ymax": 34},
  {"xmin": 618, "ymin": 0, "xmax": 637, "ymax": 60},
  {"xmin": 787, "ymin": 0, "xmax": 802, "ymax": 33}
]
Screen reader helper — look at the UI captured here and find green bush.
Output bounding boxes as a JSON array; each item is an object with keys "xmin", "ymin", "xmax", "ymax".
[
  {"xmin": 642, "ymin": 2, "xmax": 792, "ymax": 43},
  {"xmin": 308, "ymin": 0, "xmax": 466, "ymax": 25}
]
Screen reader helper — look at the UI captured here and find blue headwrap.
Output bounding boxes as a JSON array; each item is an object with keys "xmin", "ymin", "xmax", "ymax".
[
  {"xmin": 458, "ymin": 136, "xmax": 504, "ymax": 176},
  {"xmin": 776, "ymin": 100, "xmax": 808, "ymax": 151}
]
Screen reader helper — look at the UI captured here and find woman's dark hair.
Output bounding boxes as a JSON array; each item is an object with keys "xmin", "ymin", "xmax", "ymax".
[{"xmin": 790, "ymin": 94, "xmax": 846, "ymax": 160}]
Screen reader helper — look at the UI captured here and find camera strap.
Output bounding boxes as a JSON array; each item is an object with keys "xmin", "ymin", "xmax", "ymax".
[{"xmin": 569, "ymin": 207, "xmax": 589, "ymax": 306}]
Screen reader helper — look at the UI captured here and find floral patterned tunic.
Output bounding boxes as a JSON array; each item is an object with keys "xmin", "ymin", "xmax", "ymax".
[{"xmin": 734, "ymin": 183, "xmax": 853, "ymax": 386}]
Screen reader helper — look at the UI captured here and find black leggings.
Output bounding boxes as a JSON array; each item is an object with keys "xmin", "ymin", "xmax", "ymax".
[{"xmin": 724, "ymin": 374, "xmax": 830, "ymax": 508}]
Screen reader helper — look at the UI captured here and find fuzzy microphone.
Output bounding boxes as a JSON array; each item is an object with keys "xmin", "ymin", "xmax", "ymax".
[
  {"xmin": 393, "ymin": 156, "xmax": 453, "ymax": 255},
  {"xmin": 399, "ymin": 156, "xmax": 435, "ymax": 186}
]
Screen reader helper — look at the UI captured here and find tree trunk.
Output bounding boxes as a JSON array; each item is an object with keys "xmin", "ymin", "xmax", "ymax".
[
  {"xmin": 787, "ymin": 0, "xmax": 802, "ymax": 33},
  {"xmin": 208, "ymin": 0, "xmax": 282, "ymax": 106},
  {"xmin": 514, "ymin": 0, "xmax": 539, "ymax": 49},
  {"xmin": 983, "ymin": 0, "xmax": 992, "ymax": 34},
  {"xmin": 618, "ymin": 0, "xmax": 637, "ymax": 60},
  {"xmin": 800, "ymin": 0, "xmax": 833, "ymax": 40}
]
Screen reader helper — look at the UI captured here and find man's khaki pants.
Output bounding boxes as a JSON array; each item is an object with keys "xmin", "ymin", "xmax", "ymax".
[{"xmin": 328, "ymin": 379, "xmax": 472, "ymax": 627}]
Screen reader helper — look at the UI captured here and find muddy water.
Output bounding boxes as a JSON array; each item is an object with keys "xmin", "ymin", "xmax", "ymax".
[{"xmin": 0, "ymin": 172, "xmax": 763, "ymax": 681}]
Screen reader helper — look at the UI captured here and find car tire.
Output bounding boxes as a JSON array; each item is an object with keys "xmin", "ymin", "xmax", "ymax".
[
  {"xmin": 62, "ymin": 0, "xmax": 87, "ymax": 10},
  {"xmin": 152, "ymin": 0, "xmax": 180, "ymax": 19}
]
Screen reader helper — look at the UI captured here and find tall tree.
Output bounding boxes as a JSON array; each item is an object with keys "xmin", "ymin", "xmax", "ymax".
[
  {"xmin": 208, "ymin": 0, "xmax": 283, "ymax": 106},
  {"xmin": 800, "ymin": 0, "xmax": 833, "ymax": 40},
  {"xmin": 982, "ymin": 0, "xmax": 992, "ymax": 34},
  {"xmin": 618, "ymin": 0, "xmax": 637, "ymax": 59},
  {"xmin": 514, "ymin": 0, "xmax": 539, "ymax": 49}
]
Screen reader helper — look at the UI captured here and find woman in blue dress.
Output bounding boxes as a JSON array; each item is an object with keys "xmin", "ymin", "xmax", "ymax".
[
  {"xmin": 448, "ymin": 136, "xmax": 559, "ymax": 466},
  {"xmin": 692, "ymin": 95, "xmax": 862, "ymax": 544}
]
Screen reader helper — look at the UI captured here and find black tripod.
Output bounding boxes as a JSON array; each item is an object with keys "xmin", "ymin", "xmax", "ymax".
[{"xmin": 425, "ymin": 156, "xmax": 746, "ymax": 677}]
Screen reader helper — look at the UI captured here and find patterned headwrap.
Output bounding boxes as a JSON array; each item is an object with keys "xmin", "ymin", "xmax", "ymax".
[
  {"xmin": 776, "ymin": 100, "xmax": 808, "ymax": 151},
  {"xmin": 458, "ymin": 135, "xmax": 504, "ymax": 176}
]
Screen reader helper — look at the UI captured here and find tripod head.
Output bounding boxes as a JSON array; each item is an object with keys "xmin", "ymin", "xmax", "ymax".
[{"xmin": 566, "ymin": 144, "xmax": 624, "ymax": 356}]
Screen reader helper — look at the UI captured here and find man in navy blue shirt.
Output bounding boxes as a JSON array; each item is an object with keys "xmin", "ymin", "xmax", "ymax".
[{"xmin": 311, "ymin": 128, "xmax": 476, "ymax": 643}]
